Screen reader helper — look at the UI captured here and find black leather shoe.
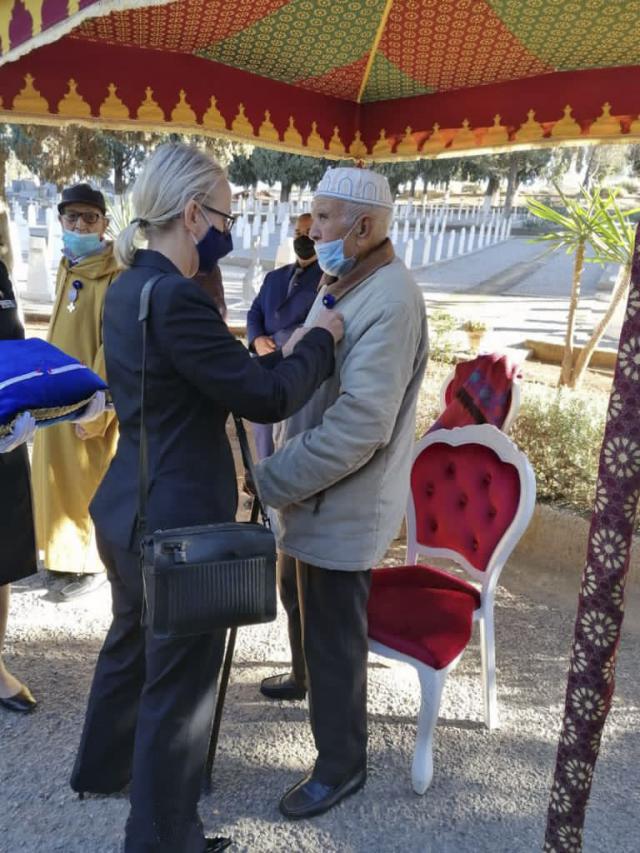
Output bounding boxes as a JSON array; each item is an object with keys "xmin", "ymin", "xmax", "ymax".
[
  {"xmin": 260, "ymin": 673, "xmax": 306, "ymax": 701},
  {"xmin": 205, "ymin": 837, "xmax": 232, "ymax": 852},
  {"xmin": 279, "ymin": 767, "xmax": 366, "ymax": 819},
  {"xmin": 0, "ymin": 684, "xmax": 37, "ymax": 714}
]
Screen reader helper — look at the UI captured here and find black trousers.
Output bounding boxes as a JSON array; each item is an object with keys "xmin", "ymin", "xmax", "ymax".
[
  {"xmin": 71, "ymin": 532, "xmax": 226, "ymax": 853},
  {"xmin": 295, "ymin": 560, "xmax": 371, "ymax": 785},
  {"xmin": 277, "ymin": 552, "xmax": 306, "ymax": 687}
]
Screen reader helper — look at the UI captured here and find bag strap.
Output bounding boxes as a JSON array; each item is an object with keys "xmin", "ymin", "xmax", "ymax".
[
  {"xmin": 137, "ymin": 274, "xmax": 166, "ymax": 540},
  {"xmin": 136, "ymin": 276, "xmax": 270, "ymax": 540}
]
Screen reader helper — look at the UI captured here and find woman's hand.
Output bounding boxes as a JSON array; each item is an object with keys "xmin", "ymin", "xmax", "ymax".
[
  {"xmin": 312, "ymin": 308, "xmax": 345, "ymax": 345},
  {"xmin": 253, "ymin": 335, "xmax": 277, "ymax": 356}
]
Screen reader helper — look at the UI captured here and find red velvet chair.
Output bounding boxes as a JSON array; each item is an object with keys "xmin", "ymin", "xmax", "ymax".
[
  {"xmin": 367, "ymin": 425, "xmax": 535, "ymax": 793},
  {"xmin": 437, "ymin": 353, "xmax": 522, "ymax": 433}
]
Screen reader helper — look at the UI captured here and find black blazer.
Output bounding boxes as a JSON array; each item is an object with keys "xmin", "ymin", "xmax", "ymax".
[
  {"xmin": 90, "ymin": 250, "xmax": 334, "ymax": 550},
  {"xmin": 0, "ymin": 261, "xmax": 37, "ymax": 584}
]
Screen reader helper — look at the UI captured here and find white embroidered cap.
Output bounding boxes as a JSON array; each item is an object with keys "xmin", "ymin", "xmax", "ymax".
[{"xmin": 315, "ymin": 167, "xmax": 394, "ymax": 210}]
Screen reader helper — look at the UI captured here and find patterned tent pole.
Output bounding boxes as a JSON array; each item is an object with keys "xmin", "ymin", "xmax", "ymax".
[{"xmin": 544, "ymin": 223, "xmax": 640, "ymax": 852}]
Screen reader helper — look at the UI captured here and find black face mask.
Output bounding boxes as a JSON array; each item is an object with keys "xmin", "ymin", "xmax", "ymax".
[{"xmin": 293, "ymin": 235, "xmax": 316, "ymax": 261}]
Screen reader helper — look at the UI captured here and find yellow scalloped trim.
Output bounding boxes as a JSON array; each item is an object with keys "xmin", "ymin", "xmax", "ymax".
[
  {"xmin": 329, "ymin": 126, "xmax": 345, "ymax": 156},
  {"xmin": 306, "ymin": 121, "xmax": 325, "ymax": 152},
  {"xmin": 231, "ymin": 103, "xmax": 254, "ymax": 136},
  {"xmin": 137, "ymin": 87, "xmax": 164, "ymax": 122},
  {"xmin": 551, "ymin": 105, "xmax": 581, "ymax": 139},
  {"xmin": 202, "ymin": 96, "xmax": 226, "ymax": 131},
  {"xmin": 396, "ymin": 125, "xmax": 418, "ymax": 155},
  {"xmin": 283, "ymin": 115, "xmax": 303, "ymax": 148},
  {"xmin": 12, "ymin": 74, "xmax": 49, "ymax": 114},
  {"xmin": 258, "ymin": 110, "xmax": 279, "ymax": 142},
  {"xmin": 590, "ymin": 102, "xmax": 621, "ymax": 137},
  {"xmin": 99, "ymin": 83, "xmax": 129, "ymax": 120},
  {"xmin": 57, "ymin": 78, "xmax": 91, "ymax": 118},
  {"xmin": 171, "ymin": 89, "xmax": 196, "ymax": 124}
]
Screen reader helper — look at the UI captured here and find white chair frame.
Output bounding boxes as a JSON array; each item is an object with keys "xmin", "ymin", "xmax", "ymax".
[
  {"xmin": 369, "ymin": 425, "xmax": 536, "ymax": 794},
  {"xmin": 439, "ymin": 364, "xmax": 521, "ymax": 433}
]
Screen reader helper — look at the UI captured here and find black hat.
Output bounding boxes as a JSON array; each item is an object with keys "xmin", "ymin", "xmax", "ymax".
[{"xmin": 57, "ymin": 183, "xmax": 106, "ymax": 215}]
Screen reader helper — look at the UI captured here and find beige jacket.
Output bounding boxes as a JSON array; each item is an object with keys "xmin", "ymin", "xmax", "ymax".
[
  {"xmin": 32, "ymin": 244, "xmax": 120, "ymax": 573},
  {"xmin": 256, "ymin": 241, "xmax": 428, "ymax": 571}
]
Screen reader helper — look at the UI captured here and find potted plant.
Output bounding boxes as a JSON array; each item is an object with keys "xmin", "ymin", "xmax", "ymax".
[{"xmin": 461, "ymin": 319, "xmax": 488, "ymax": 353}]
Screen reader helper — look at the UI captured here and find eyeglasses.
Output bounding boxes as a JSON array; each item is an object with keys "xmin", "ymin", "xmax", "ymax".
[
  {"xmin": 201, "ymin": 204, "xmax": 236, "ymax": 234},
  {"xmin": 61, "ymin": 211, "xmax": 104, "ymax": 225}
]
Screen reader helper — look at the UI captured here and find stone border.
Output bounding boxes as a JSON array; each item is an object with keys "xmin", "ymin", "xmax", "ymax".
[{"xmin": 514, "ymin": 503, "xmax": 640, "ymax": 583}]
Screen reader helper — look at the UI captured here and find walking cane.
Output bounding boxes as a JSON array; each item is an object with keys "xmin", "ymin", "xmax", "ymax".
[{"xmin": 204, "ymin": 496, "xmax": 260, "ymax": 793}]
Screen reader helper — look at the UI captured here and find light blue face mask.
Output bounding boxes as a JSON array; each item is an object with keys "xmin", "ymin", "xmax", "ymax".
[
  {"xmin": 62, "ymin": 230, "xmax": 103, "ymax": 259},
  {"xmin": 315, "ymin": 218, "xmax": 361, "ymax": 277}
]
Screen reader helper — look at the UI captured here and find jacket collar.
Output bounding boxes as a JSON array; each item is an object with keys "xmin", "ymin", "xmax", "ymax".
[
  {"xmin": 319, "ymin": 238, "xmax": 395, "ymax": 304},
  {"xmin": 132, "ymin": 249, "xmax": 182, "ymax": 277},
  {"xmin": 60, "ymin": 241, "xmax": 120, "ymax": 278}
]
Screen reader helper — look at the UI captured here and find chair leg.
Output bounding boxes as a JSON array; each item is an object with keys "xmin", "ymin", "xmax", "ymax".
[
  {"xmin": 479, "ymin": 610, "xmax": 499, "ymax": 730},
  {"xmin": 412, "ymin": 664, "xmax": 447, "ymax": 795}
]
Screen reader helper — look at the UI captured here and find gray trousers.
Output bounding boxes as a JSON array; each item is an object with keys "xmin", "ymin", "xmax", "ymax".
[{"xmin": 282, "ymin": 557, "xmax": 371, "ymax": 785}]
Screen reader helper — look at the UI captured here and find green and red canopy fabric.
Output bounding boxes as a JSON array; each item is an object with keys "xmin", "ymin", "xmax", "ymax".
[{"xmin": 0, "ymin": 0, "xmax": 639, "ymax": 159}]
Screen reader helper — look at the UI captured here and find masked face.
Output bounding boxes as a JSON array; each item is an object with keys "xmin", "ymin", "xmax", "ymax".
[
  {"xmin": 61, "ymin": 230, "xmax": 103, "ymax": 259},
  {"xmin": 314, "ymin": 217, "xmax": 361, "ymax": 277},
  {"xmin": 193, "ymin": 206, "xmax": 233, "ymax": 273},
  {"xmin": 293, "ymin": 234, "xmax": 316, "ymax": 261}
]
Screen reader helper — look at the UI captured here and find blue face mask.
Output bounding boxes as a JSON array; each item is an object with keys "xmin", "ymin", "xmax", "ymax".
[
  {"xmin": 62, "ymin": 230, "xmax": 103, "ymax": 259},
  {"xmin": 195, "ymin": 207, "xmax": 233, "ymax": 273},
  {"xmin": 315, "ymin": 218, "xmax": 360, "ymax": 278}
]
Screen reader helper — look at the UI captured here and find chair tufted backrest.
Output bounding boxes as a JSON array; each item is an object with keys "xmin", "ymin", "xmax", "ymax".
[{"xmin": 410, "ymin": 440, "xmax": 521, "ymax": 573}]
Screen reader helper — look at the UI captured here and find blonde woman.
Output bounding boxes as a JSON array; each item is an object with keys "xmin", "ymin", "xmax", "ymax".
[{"xmin": 70, "ymin": 143, "xmax": 343, "ymax": 853}]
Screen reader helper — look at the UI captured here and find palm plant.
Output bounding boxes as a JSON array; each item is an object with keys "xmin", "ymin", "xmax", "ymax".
[
  {"xmin": 106, "ymin": 194, "xmax": 135, "ymax": 241},
  {"xmin": 527, "ymin": 186, "xmax": 610, "ymax": 386},
  {"xmin": 570, "ymin": 192, "xmax": 640, "ymax": 387}
]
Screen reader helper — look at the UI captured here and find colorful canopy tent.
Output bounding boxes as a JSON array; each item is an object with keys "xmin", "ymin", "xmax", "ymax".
[
  {"xmin": 1, "ymin": 3, "xmax": 639, "ymax": 851},
  {"xmin": 0, "ymin": 0, "xmax": 639, "ymax": 160}
]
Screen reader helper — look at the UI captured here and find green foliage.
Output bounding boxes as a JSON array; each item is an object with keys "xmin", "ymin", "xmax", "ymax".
[
  {"xmin": 428, "ymin": 309, "xmax": 458, "ymax": 363},
  {"xmin": 414, "ymin": 369, "xmax": 609, "ymax": 517},
  {"xmin": 585, "ymin": 190, "xmax": 640, "ymax": 267},
  {"xmin": 526, "ymin": 185, "xmax": 609, "ymax": 254},
  {"xmin": 228, "ymin": 148, "xmax": 329, "ymax": 200},
  {"xmin": 461, "ymin": 319, "xmax": 488, "ymax": 333},
  {"xmin": 510, "ymin": 383, "xmax": 606, "ymax": 512}
]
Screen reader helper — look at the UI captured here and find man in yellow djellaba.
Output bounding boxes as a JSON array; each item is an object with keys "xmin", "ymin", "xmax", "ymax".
[{"xmin": 32, "ymin": 184, "xmax": 119, "ymax": 600}]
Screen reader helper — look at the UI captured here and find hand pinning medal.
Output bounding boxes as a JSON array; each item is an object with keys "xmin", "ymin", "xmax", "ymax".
[{"xmin": 67, "ymin": 280, "xmax": 83, "ymax": 313}]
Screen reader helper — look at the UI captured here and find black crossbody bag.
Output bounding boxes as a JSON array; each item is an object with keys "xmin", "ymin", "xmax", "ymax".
[{"xmin": 137, "ymin": 275, "xmax": 277, "ymax": 639}]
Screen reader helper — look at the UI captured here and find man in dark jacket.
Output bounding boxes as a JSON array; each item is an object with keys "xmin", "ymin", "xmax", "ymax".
[
  {"xmin": 247, "ymin": 213, "xmax": 320, "ymax": 362},
  {"xmin": 247, "ymin": 213, "xmax": 322, "ymax": 705}
]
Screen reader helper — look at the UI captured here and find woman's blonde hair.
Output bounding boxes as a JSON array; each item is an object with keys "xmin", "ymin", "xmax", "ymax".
[{"xmin": 115, "ymin": 142, "xmax": 226, "ymax": 268}]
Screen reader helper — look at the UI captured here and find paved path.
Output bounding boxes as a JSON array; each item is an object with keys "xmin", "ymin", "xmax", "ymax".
[{"xmin": 2, "ymin": 553, "xmax": 639, "ymax": 852}]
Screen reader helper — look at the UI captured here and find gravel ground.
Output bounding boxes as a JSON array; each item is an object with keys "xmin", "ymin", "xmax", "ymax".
[{"xmin": 1, "ymin": 549, "xmax": 639, "ymax": 853}]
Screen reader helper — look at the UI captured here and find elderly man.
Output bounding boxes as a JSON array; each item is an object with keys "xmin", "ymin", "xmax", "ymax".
[
  {"xmin": 256, "ymin": 167, "xmax": 428, "ymax": 819},
  {"xmin": 32, "ymin": 183, "xmax": 118, "ymax": 600}
]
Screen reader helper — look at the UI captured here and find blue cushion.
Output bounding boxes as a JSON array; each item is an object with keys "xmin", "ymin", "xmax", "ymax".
[{"xmin": 0, "ymin": 338, "xmax": 107, "ymax": 434}]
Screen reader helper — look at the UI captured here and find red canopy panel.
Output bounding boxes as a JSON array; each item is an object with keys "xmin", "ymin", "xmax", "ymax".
[{"xmin": 0, "ymin": 0, "xmax": 638, "ymax": 159}]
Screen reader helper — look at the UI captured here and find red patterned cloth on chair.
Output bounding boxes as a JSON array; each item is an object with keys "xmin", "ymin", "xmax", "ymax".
[{"xmin": 430, "ymin": 353, "xmax": 521, "ymax": 432}]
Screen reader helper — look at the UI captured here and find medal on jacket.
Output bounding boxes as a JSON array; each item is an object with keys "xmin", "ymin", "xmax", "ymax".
[
  {"xmin": 67, "ymin": 280, "xmax": 83, "ymax": 313},
  {"xmin": 0, "ymin": 288, "xmax": 16, "ymax": 310}
]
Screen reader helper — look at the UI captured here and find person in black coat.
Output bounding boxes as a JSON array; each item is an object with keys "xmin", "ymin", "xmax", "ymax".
[
  {"xmin": 0, "ymin": 260, "xmax": 38, "ymax": 714},
  {"xmin": 70, "ymin": 143, "xmax": 343, "ymax": 853}
]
